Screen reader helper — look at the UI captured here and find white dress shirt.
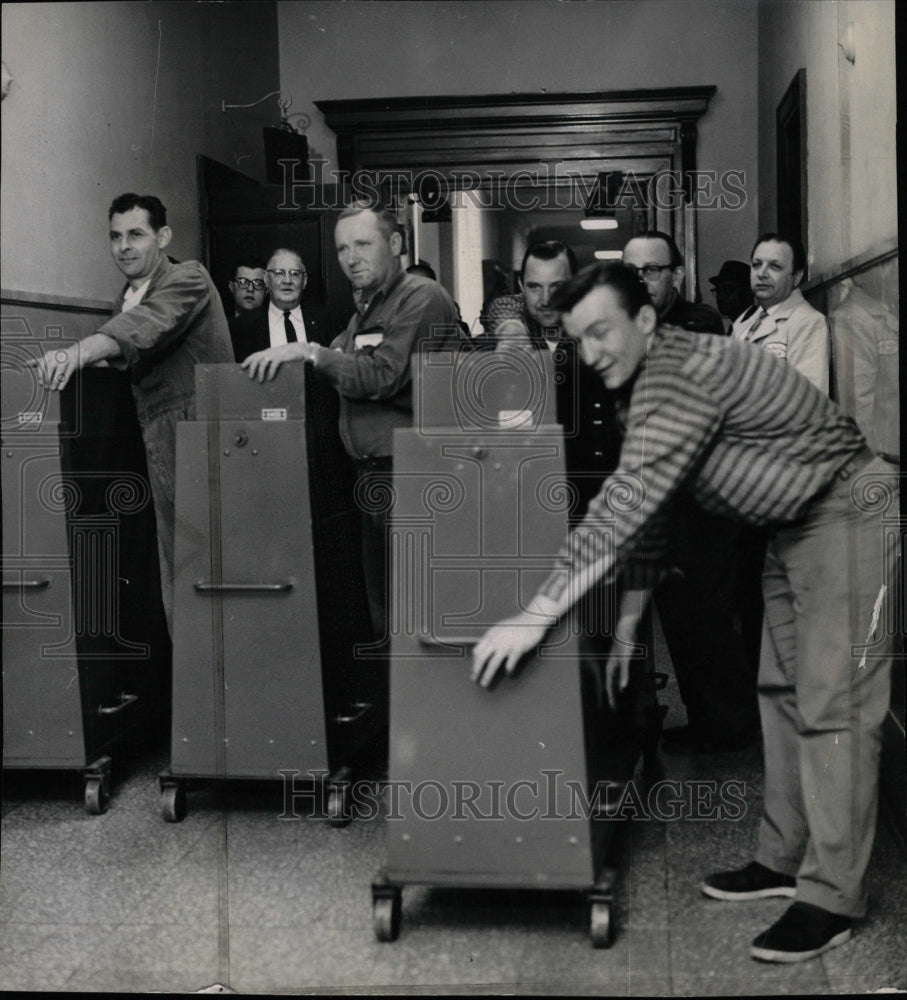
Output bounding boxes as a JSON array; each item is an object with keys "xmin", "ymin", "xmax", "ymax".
[{"xmin": 268, "ymin": 302, "xmax": 308, "ymax": 346}]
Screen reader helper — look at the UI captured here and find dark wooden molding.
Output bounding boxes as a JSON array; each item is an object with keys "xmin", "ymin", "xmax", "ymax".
[
  {"xmin": 315, "ymin": 87, "xmax": 716, "ymax": 178},
  {"xmin": 315, "ymin": 88, "xmax": 716, "ymax": 300}
]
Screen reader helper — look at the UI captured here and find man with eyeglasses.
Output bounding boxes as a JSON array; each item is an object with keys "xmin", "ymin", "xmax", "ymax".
[
  {"xmin": 623, "ymin": 230, "xmax": 725, "ymax": 335},
  {"xmin": 226, "ymin": 260, "xmax": 268, "ymax": 318},
  {"xmin": 230, "ymin": 248, "xmax": 319, "ymax": 363},
  {"xmin": 621, "ymin": 230, "xmax": 758, "ymax": 756}
]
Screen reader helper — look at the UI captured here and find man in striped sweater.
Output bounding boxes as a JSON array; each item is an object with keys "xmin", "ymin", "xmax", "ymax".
[{"xmin": 471, "ymin": 262, "xmax": 898, "ymax": 964}]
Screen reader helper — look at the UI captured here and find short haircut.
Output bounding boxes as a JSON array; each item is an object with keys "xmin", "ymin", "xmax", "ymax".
[
  {"xmin": 406, "ymin": 260, "xmax": 437, "ymax": 281},
  {"xmin": 550, "ymin": 262, "xmax": 653, "ymax": 317},
  {"xmin": 751, "ymin": 232, "xmax": 807, "ymax": 274},
  {"xmin": 520, "ymin": 240, "xmax": 578, "ymax": 282},
  {"xmin": 108, "ymin": 193, "xmax": 167, "ymax": 231},
  {"xmin": 628, "ymin": 229, "xmax": 684, "ymax": 268},
  {"xmin": 267, "ymin": 248, "xmax": 305, "ymax": 272},
  {"xmin": 232, "ymin": 259, "xmax": 267, "ymax": 277},
  {"xmin": 337, "ymin": 201, "xmax": 399, "ymax": 241}
]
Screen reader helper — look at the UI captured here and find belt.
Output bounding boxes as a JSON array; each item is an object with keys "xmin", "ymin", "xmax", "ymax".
[{"xmin": 834, "ymin": 446, "xmax": 876, "ymax": 481}]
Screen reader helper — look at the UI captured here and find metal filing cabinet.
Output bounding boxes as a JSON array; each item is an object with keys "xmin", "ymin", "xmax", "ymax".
[
  {"xmin": 159, "ymin": 364, "xmax": 376, "ymax": 822},
  {"xmin": 2, "ymin": 341, "xmax": 169, "ymax": 813},
  {"xmin": 371, "ymin": 349, "xmax": 655, "ymax": 946}
]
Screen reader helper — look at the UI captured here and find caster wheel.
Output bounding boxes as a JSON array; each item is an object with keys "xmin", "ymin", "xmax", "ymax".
[
  {"xmin": 373, "ymin": 890, "xmax": 401, "ymax": 942},
  {"xmin": 161, "ymin": 783, "xmax": 186, "ymax": 823},
  {"xmin": 327, "ymin": 785, "xmax": 351, "ymax": 828},
  {"xmin": 84, "ymin": 776, "xmax": 109, "ymax": 815},
  {"xmin": 590, "ymin": 899, "xmax": 613, "ymax": 948}
]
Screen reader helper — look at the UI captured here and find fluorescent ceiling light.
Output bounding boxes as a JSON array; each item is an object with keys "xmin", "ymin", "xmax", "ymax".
[
  {"xmin": 594, "ymin": 250, "xmax": 623, "ymax": 260},
  {"xmin": 580, "ymin": 218, "xmax": 619, "ymax": 230}
]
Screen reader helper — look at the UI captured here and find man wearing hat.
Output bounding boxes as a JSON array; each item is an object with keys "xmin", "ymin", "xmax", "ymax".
[{"xmin": 709, "ymin": 259, "xmax": 754, "ymax": 333}]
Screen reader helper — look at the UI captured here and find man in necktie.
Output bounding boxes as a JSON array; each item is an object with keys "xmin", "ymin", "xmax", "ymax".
[
  {"xmin": 731, "ymin": 233, "xmax": 829, "ymax": 392},
  {"xmin": 729, "ymin": 237, "xmax": 831, "ymax": 680},
  {"xmin": 229, "ymin": 248, "xmax": 315, "ymax": 362}
]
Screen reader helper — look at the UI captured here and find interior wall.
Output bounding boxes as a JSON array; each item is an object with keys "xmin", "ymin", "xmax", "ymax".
[
  {"xmin": 1, "ymin": 1, "xmax": 280, "ymax": 302},
  {"xmin": 278, "ymin": 0, "xmax": 760, "ymax": 298},
  {"xmin": 756, "ymin": 0, "xmax": 897, "ymax": 275}
]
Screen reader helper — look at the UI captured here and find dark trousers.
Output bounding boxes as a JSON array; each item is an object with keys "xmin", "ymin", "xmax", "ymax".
[
  {"xmin": 655, "ymin": 497, "xmax": 759, "ymax": 742},
  {"xmin": 354, "ymin": 458, "xmax": 393, "ymax": 751},
  {"xmin": 356, "ymin": 458, "xmax": 394, "ymax": 649}
]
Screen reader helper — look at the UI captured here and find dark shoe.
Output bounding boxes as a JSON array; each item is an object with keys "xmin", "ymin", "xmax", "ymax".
[
  {"xmin": 701, "ymin": 861, "xmax": 796, "ymax": 901},
  {"xmin": 663, "ymin": 728, "xmax": 758, "ymax": 756},
  {"xmin": 750, "ymin": 902, "xmax": 852, "ymax": 962}
]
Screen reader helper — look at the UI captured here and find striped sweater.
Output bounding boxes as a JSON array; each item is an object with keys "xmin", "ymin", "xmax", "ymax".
[{"xmin": 539, "ymin": 325, "xmax": 867, "ymax": 600}]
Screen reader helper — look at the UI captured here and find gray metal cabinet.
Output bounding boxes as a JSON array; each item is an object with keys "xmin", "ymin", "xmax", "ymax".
[{"xmin": 160, "ymin": 365, "xmax": 375, "ymax": 822}]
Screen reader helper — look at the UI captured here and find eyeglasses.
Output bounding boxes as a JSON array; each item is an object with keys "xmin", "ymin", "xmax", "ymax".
[
  {"xmin": 267, "ymin": 268, "xmax": 306, "ymax": 281},
  {"xmin": 233, "ymin": 277, "xmax": 266, "ymax": 290},
  {"xmin": 634, "ymin": 264, "xmax": 675, "ymax": 280}
]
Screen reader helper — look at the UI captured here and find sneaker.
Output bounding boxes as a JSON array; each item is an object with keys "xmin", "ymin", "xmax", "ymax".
[
  {"xmin": 750, "ymin": 902, "xmax": 852, "ymax": 962},
  {"xmin": 701, "ymin": 861, "xmax": 797, "ymax": 900}
]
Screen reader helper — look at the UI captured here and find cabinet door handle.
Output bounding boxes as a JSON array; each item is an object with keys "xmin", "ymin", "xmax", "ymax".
[
  {"xmin": 193, "ymin": 581, "xmax": 294, "ymax": 593},
  {"xmin": 333, "ymin": 701, "xmax": 372, "ymax": 724},
  {"xmin": 97, "ymin": 693, "xmax": 138, "ymax": 716},
  {"xmin": 418, "ymin": 635, "xmax": 478, "ymax": 652},
  {"xmin": 2, "ymin": 578, "xmax": 51, "ymax": 591}
]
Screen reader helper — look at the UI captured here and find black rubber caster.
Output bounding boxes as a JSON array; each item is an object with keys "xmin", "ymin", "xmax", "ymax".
[
  {"xmin": 327, "ymin": 784, "xmax": 352, "ymax": 828},
  {"xmin": 161, "ymin": 783, "xmax": 186, "ymax": 823},
  {"xmin": 590, "ymin": 898, "xmax": 614, "ymax": 948},
  {"xmin": 373, "ymin": 888, "xmax": 401, "ymax": 942},
  {"xmin": 84, "ymin": 776, "xmax": 109, "ymax": 815}
]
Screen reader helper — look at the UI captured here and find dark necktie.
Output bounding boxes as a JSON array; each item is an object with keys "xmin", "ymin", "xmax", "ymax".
[
  {"xmin": 747, "ymin": 307, "xmax": 769, "ymax": 337},
  {"xmin": 283, "ymin": 310, "xmax": 298, "ymax": 343}
]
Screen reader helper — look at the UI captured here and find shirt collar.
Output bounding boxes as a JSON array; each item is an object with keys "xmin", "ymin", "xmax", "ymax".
[
  {"xmin": 764, "ymin": 287, "xmax": 805, "ymax": 320},
  {"xmin": 269, "ymin": 301, "xmax": 302, "ymax": 321},
  {"xmin": 357, "ymin": 264, "xmax": 405, "ymax": 315}
]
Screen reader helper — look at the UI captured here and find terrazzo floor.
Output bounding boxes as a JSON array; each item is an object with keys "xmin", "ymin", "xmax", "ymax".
[{"xmin": 2, "ymin": 650, "xmax": 906, "ymax": 995}]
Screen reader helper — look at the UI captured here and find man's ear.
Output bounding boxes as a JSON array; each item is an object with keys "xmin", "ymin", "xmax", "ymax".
[
  {"xmin": 671, "ymin": 264, "xmax": 685, "ymax": 290},
  {"xmin": 638, "ymin": 302, "xmax": 658, "ymax": 335},
  {"xmin": 156, "ymin": 226, "xmax": 173, "ymax": 250},
  {"xmin": 390, "ymin": 230, "xmax": 403, "ymax": 255},
  {"xmin": 792, "ymin": 268, "xmax": 804, "ymax": 289}
]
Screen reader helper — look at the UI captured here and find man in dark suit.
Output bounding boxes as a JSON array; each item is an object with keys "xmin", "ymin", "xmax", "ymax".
[{"xmin": 230, "ymin": 248, "xmax": 317, "ymax": 361}]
